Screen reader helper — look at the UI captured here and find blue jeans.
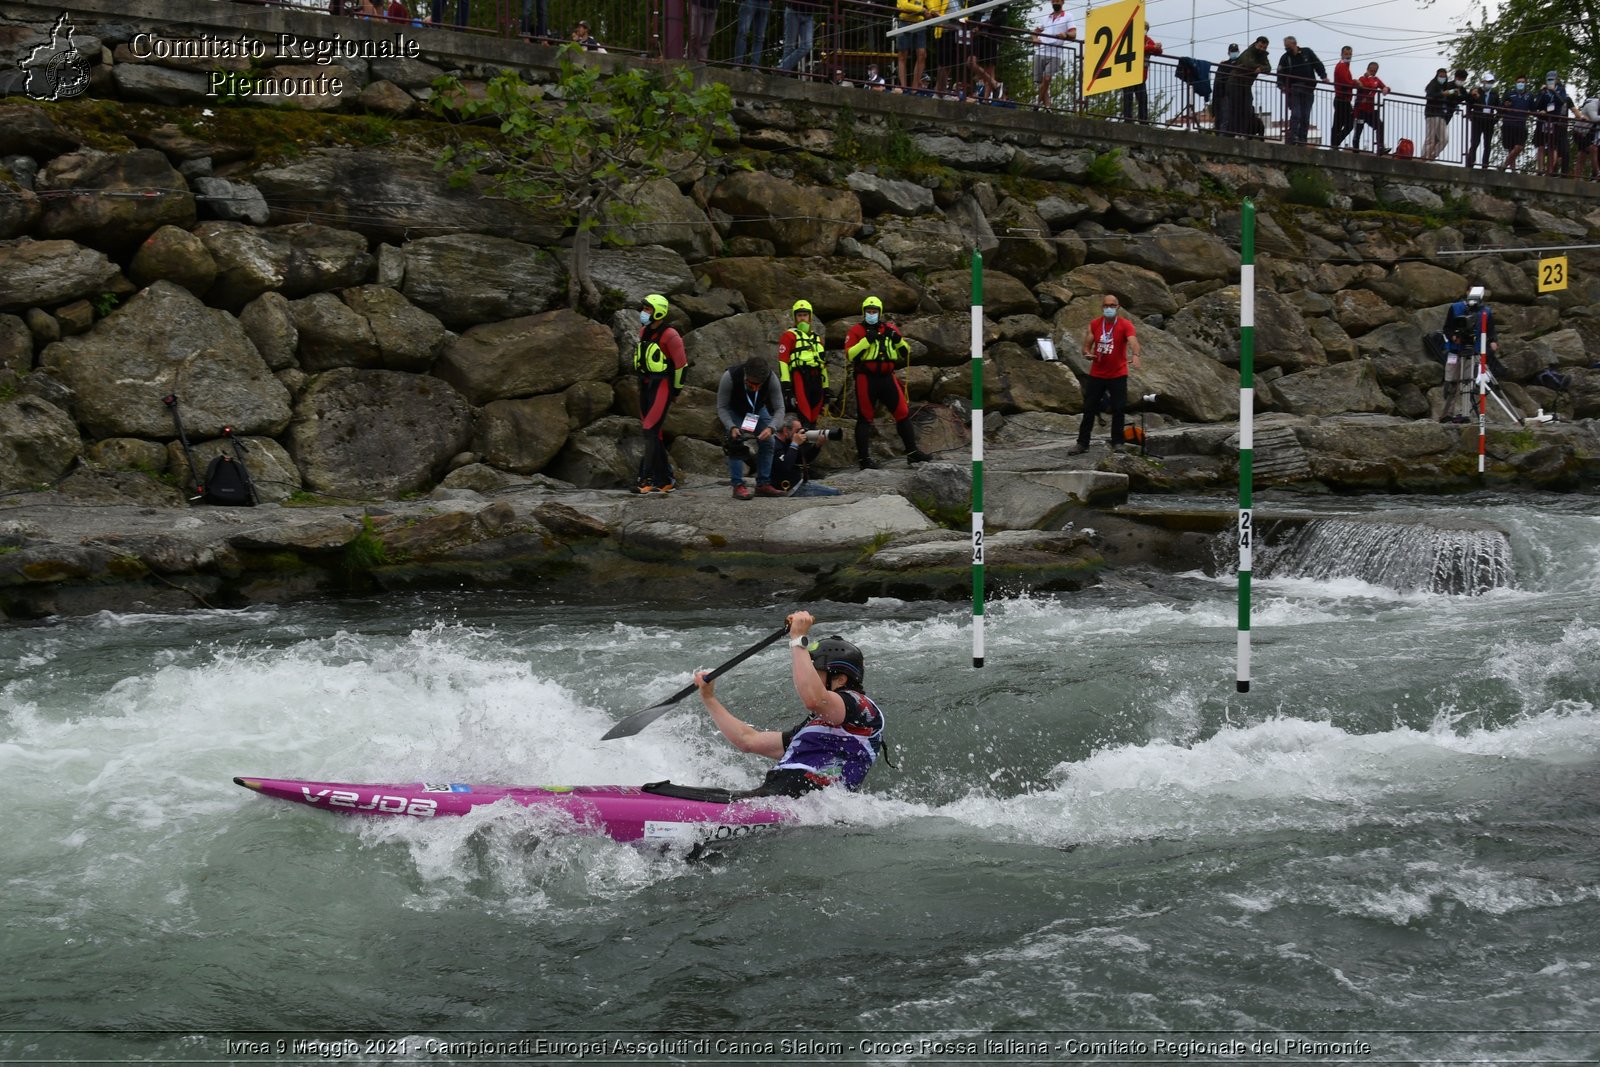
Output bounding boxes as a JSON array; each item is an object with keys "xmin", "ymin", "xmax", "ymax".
[
  {"xmin": 791, "ymin": 480, "xmax": 841, "ymax": 496},
  {"xmin": 727, "ymin": 413, "xmax": 774, "ymax": 485},
  {"xmin": 733, "ymin": 0, "xmax": 771, "ymax": 67},
  {"xmin": 778, "ymin": 10, "xmax": 814, "ymax": 72}
]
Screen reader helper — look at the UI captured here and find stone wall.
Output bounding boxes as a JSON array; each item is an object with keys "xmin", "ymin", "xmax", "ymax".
[{"xmin": 2, "ymin": 0, "xmax": 1599, "ymax": 505}]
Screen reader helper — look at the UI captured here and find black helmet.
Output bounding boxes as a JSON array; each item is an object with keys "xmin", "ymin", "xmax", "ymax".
[{"xmin": 809, "ymin": 635, "xmax": 864, "ymax": 686}]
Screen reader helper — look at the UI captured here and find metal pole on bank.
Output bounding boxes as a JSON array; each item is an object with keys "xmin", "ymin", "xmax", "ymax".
[
  {"xmin": 971, "ymin": 247, "xmax": 985, "ymax": 669},
  {"xmin": 1237, "ymin": 199, "xmax": 1255, "ymax": 694},
  {"xmin": 1477, "ymin": 307, "xmax": 1488, "ymax": 475}
]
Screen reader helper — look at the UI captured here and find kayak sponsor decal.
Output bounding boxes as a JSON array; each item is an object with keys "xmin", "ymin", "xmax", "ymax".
[
  {"xmin": 421, "ymin": 783, "xmax": 472, "ymax": 793},
  {"xmin": 643, "ymin": 820, "xmax": 778, "ymax": 842},
  {"xmin": 297, "ymin": 786, "xmax": 437, "ymax": 817}
]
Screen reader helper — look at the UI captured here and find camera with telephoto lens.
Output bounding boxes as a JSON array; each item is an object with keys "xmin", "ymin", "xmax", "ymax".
[
  {"xmin": 1142, "ymin": 393, "xmax": 1158, "ymax": 403},
  {"xmin": 801, "ymin": 427, "xmax": 844, "ymax": 442}
]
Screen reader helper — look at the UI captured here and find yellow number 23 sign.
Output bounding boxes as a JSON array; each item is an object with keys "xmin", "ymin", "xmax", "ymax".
[{"xmin": 1082, "ymin": 0, "xmax": 1147, "ymax": 97}]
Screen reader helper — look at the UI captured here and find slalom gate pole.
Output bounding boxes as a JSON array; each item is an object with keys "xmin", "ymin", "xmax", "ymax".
[
  {"xmin": 1237, "ymin": 199, "xmax": 1255, "ymax": 694},
  {"xmin": 1478, "ymin": 308, "xmax": 1488, "ymax": 475},
  {"xmin": 971, "ymin": 247, "xmax": 985, "ymax": 669}
]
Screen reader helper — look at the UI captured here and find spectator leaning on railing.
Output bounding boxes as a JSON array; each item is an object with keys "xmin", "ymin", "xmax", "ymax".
[
  {"xmin": 1330, "ymin": 46, "xmax": 1356, "ymax": 149},
  {"xmin": 1577, "ymin": 88, "xmax": 1600, "ymax": 180},
  {"xmin": 1275, "ymin": 36, "xmax": 1326, "ymax": 146},
  {"xmin": 734, "ymin": 0, "xmax": 772, "ymax": 69},
  {"xmin": 1422, "ymin": 67, "xmax": 1452, "ymax": 160},
  {"xmin": 686, "ymin": 0, "xmax": 717, "ymax": 61},
  {"xmin": 779, "ymin": 0, "xmax": 819, "ymax": 76},
  {"xmin": 1464, "ymin": 73, "xmax": 1499, "ymax": 169},
  {"xmin": 1353, "ymin": 61, "xmax": 1390, "ymax": 154},
  {"xmin": 1226, "ymin": 37, "xmax": 1272, "ymax": 139},
  {"xmin": 1499, "ymin": 75, "xmax": 1535, "ymax": 171},
  {"xmin": 1533, "ymin": 72, "xmax": 1576, "ymax": 177},
  {"xmin": 1031, "ymin": 0, "xmax": 1076, "ymax": 108}
]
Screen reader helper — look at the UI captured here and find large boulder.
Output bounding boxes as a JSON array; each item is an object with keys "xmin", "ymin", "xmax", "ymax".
[
  {"xmin": 870, "ymin": 215, "xmax": 974, "ymax": 274},
  {"xmin": 288, "ymin": 369, "xmax": 472, "ymax": 497},
  {"xmin": 339, "ymin": 285, "xmax": 447, "ymax": 372},
  {"xmin": 129, "ymin": 224, "xmax": 217, "ymax": 296},
  {"xmin": 680, "ymin": 310, "xmax": 794, "ymax": 389},
  {"xmin": 982, "ymin": 342, "xmax": 1082, "ymax": 414},
  {"xmin": 1096, "ymin": 223, "xmax": 1241, "ymax": 283},
  {"xmin": 0, "ymin": 238, "xmax": 119, "ymax": 311},
  {"xmin": 0, "ymin": 170, "xmax": 40, "ymax": 240},
  {"xmin": 845, "ymin": 171, "xmax": 935, "ymax": 217},
  {"xmin": 163, "ymin": 435, "xmax": 302, "ymax": 503},
  {"xmin": 0, "ymin": 313, "xmax": 31, "ymax": 374},
  {"xmin": 694, "ymin": 256, "xmax": 919, "ymax": 317},
  {"xmin": 895, "ymin": 313, "xmax": 1003, "ymax": 366},
  {"xmin": 37, "ymin": 149, "xmax": 195, "ymax": 254},
  {"xmin": 1127, "ymin": 326, "xmax": 1240, "ymax": 423},
  {"xmin": 709, "ymin": 171, "xmax": 862, "ymax": 256},
  {"xmin": 250, "ymin": 149, "xmax": 565, "ymax": 244},
  {"xmin": 1331, "ymin": 288, "xmax": 1403, "ymax": 336},
  {"xmin": 194, "ymin": 222, "xmax": 373, "ymax": 310},
  {"xmin": 0, "ymin": 395, "xmax": 80, "ymax": 492},
  {"xmin": 925, "ymin": 269, "xmax": 1037, "ymax": 317},
  {"xmin": 606, "ymin": 178, "xmax": 716, "ymax": 260},
  {"xmin": 110, "ymin": 64, "xmax": 211, "ymax": 106},
  {"xmin": 546, "ymin": 414, "xmax": 645, "ymax": 488},
  {"xmin": 1063, "ymin": 263, "xmax": 1178, "ymax": 317},
  {"xmin": 1362, "ymin": 261, "xmax": 1469, "ymax": 309},
  {"xmin": 290, "ymin": 293, "xmax": 379, "ymax": 372},
  {"xmin": 0, "ymin": 106, "xmax": 79, "ymax": 161},
  {"xmin": 573, "ymin": 244, "xmax": 694, "ymax": 302},
  {"xmin": 435, "ymin": 309, "xmax": 618, "ymax": 404},
  {"xmin": 474, "ymin": 394, "xmax": 571, "ymax": 474},
  {"xmin": 237, "ymin": 292, "xmax": 299, "ymax": 371},
  {"xmin": 1272, "ymin": 360, "xmax": 1396, "ymax": 416},
  {"xmin": 989, "ymin": 198, "xmax": 1057, "ymax": 285},
  {"xmin": 39, "ymin": 281, "xmax": 291, "ymax": 439},
  {"xmin": 1166, "ymin": 286, "xmax": 1327, "ymax": 372},
  {"xmin": 399, "ymin": 233, "xmax": 564, "ymax": 329}
]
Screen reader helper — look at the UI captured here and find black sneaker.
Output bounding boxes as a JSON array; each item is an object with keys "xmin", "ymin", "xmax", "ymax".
[
  {"xmin": 1067, "ymin": 444, "xmax": 1089, "ymax": 455},
  {"xmin": 906, "ymin": 450, "xmax": 933, "ymax": 465},
  {"xmin": 859, "ymin": 457, "xmax": 879, "ymax": 470}
]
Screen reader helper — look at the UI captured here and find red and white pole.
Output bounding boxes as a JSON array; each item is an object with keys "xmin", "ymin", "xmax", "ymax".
[{"xmin": 1477, "ymin": 308, "xmax": 1488, "ymax": 475}]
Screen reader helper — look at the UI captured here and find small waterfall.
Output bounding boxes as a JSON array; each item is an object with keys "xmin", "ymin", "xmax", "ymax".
[{"xmin": 1252, "ymin": 517, "xmax": 1515, "ymax": 596}]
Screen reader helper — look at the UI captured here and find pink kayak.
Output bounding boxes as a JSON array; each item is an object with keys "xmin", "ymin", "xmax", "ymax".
[{"xmin": 233, "ymin": 776, "xmax": 790, "ymax": 844}]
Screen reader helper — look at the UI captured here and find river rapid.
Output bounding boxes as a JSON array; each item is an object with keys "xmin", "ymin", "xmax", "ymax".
[{"xmin": 3, "ymin": 491, "xmax": 1598, "ymax": 1063}]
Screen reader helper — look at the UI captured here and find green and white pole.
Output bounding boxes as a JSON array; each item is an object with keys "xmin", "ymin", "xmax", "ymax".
[
  {"xmin": 971, "ymin": 248, "xmax": 985, "ymax": 669},
  {"xmin": 1237, "ymin": 199, "xmax": 1255, "ymax": 694}
]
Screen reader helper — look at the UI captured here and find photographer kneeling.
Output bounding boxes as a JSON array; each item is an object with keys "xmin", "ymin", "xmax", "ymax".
[{"xmin": 771, "ymin": 415, "xmax": 844, "ymax": 497}]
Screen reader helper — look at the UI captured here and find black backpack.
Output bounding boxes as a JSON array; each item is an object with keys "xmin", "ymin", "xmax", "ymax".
[{"xmin": 202, "ymin": 454, "xmax": 254, "ymax": 506}]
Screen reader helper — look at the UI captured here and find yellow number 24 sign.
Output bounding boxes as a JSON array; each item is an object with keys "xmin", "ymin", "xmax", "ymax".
[{"xmin": 1082, "ymin": 0, "xmax": 1147, "ymax": 97}]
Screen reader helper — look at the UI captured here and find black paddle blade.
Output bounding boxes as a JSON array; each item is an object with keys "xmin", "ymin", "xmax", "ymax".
[
  {"xmin": 601, "ymin": 624, "xmax": 791, "ymax": 741},
  {"xmin": 600, "ymin": 701, "xmax": 678, "ymax": 741}
]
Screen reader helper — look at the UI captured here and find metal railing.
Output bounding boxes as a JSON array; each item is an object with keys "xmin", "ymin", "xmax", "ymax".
[{"xmin": 231, "ymin": 0, "xmax": 1597, "ymax": 176}]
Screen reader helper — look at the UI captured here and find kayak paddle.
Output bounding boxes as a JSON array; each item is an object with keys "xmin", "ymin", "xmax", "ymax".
[{"xmin": 601, "ymin": 623, "xmax": 791, "ymax": 740}]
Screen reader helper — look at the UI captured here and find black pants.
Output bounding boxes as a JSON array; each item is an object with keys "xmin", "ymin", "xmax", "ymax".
[
  {"xmin": 1330, "ymin": 99, "xmax": 1354, "ymax": 148},
  {"xmin": 1077, "ymin": 375, "xmax": 1128, "ymax": 448},
  {"xmin": 1467, "ymin": 119, "xmax": 1496, "ymax": 167},
  {"xmin": 1122, "ymin": 83, "xmax": 1149, "ymax": 122}
]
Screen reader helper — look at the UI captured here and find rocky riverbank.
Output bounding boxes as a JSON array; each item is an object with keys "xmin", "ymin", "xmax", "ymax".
[{"xmin": 3, "ymin": 1, "xmax": 1600, "ymax": 619}]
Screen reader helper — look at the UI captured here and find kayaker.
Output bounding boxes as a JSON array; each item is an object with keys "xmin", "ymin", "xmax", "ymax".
[{"xmin": 693, "ymin": 610, "xmax": 886, "ymax": 797}]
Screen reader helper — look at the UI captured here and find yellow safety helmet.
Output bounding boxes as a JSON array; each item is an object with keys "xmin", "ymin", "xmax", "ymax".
[
  {"xmin": 861, "ymin": 295, "xmax": 884, "ymax": 313},
  {"xmin": 641, "ymin": 294, "xmax": 670, "ymax": 321},
  {"xmin": 792, "ymin": 299, "xmax": 814, "ymax": 317}
]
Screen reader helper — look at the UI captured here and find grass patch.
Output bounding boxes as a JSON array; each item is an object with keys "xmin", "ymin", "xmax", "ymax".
[
  {"xmin": 1083, "ymin": 149, "xmax": 1124, "ymax": 189},
  {"xmin": 1285, "ymin": 166, "xmax": 1334, "ymax": 208},
  {"xmin": 343, "ymin": 516, "xmax": 389, "ymax": 574}
]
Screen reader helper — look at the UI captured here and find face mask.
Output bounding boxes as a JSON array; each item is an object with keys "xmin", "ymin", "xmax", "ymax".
[
  {"xmin": 1517, "ymin": 82, "xmax": 1526, "ymax": 90},
  {"xmin": 1548, "ymin": 81, "xmax": 1558, "ymax": 88},
  {"xmin": 1437, "ymin": 76, "xmax": 1448, "ymax": 85},
  {"xmin": 1229, "ymin": 49, "xmax": 1239, "ymax": 59},
  {"xmin": 1102, "ymin": 307, "xmax": 1118, "ymax": 319},
  {"xmin": 639, "ymin": 310, "xmax": 653, "ymax": 325},
  {"xmin": 865, "ymin": 312, "xmax": 879, "ymax": 325}
]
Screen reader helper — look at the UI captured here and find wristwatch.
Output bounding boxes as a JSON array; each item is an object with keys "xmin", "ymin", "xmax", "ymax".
[{"xmin": 791, "ymin": 635, "xmax": 810, "ymax": 648}]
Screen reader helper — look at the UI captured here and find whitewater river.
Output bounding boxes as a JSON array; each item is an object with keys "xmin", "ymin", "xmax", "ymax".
[{"xmin": 3, "ymin": 491, "xmax": 1597, "ymax": 1063}]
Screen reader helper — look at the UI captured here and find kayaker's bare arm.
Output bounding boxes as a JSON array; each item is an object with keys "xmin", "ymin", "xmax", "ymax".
[
  {"xmin": 787, "ymin": 610, "xmax": 846, "ymax": 725},
  {"xmin": 695, "ymin": 671, "xmax": 784, "ymax": 758}
]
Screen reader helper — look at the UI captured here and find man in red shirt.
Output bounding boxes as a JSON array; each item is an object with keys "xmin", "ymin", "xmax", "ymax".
[
  {"xmin": 1331, "ymin": 45, "xmax": 1356, "ymax": 149},
  {"xmin": 1072, "ymin": 293, "xmax": 1142, "ymax": 455},
  {"xmin": 1354, "ymin": 62, "xmax": 1390, "ymax": 154},
  {"xmin": 633, "ymin": 293, "xmax": 688, "ymax": 493}
]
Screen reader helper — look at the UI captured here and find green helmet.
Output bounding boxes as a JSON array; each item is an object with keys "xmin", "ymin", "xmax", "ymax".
[
  {"xmin": 861, "ymin": 295, "xmax": 884, "ymax": 313},
  {"xmin": 809, "ymin": 634, "xmax": 865, "ymax": 686},
  {"xmin": 641, "ymin": 294, "xmax": 670, "ymax": 322}
]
